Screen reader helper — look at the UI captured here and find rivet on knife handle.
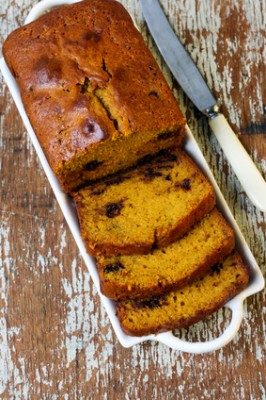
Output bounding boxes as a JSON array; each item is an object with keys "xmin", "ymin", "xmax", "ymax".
[{"xmin": 140, "ymin": 0, "xmax": 266, "ymax": 211}]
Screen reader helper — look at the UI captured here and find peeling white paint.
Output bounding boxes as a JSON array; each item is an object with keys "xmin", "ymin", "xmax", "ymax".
[
  {"xmin": 38, "ymin": 226, "xmax": 46, "ymax": 249},
  {"xmin": 0, "ymin": 317, "xmax": 13, "ymax": 395},
  {"xmin": 0, "ymin": 222, "xmax": 20, "ymax": 396},
  {"xmin": 60, "ymin": 229, "xmax": 67, "ymax": 251}
]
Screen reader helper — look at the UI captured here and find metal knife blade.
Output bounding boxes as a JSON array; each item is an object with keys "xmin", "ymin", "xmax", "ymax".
[{"xmin": 139, "ymin": 0, "xmax": 217, "ymax": 114}]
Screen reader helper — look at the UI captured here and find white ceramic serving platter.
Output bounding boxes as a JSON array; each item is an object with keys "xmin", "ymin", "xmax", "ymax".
[{"xmin": 0, "ymin": 0, "xmax": 264, "ymax": 354}]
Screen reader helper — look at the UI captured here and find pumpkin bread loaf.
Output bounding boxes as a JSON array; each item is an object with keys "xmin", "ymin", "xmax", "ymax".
[
  {"xmin": 3, "ymin": 0, "xmax": 186, "ymax": 191},
  {"xmin": 74, "ymin": 148, "xmax": 215, "ymax": 257},
  {"xmin": 2, "ymin": 0, "xmax": 250, "ymax": 338},
  {"xmin": 117, "ymin": 251, "xmax": 249, "ymax": 336},
  {"xmin": 97, "ymin": 209, "xmax": 235, "ymax": 300}
]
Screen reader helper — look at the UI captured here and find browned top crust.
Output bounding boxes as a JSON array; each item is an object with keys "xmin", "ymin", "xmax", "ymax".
[{"xmin": 3, "ymin": 0, "xmax": 185, "ymax": 171}]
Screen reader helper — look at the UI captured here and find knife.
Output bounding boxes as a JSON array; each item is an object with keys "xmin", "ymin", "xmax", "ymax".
[{"xmin": 140, "ymin": 0, "xmax": 266, "ymax": 212}]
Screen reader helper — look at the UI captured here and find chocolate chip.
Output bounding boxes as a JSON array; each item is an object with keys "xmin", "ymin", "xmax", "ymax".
[
  {"xmin": 157, "ymin": 131, "xmax": 174, "ymax": 140},
  {"xmin": 136, "ymin": 295, "xmax": 166, "ymax": 310},
  {"xmin": 106, "ymin": 202, "xmax": 123, "ymax": 218},
  {"xmin": 91, "ymin": 189, "xmax": 105, "ymax": 196},
  {"xmin": 137, "ymin": 149, "xmax": 177, "ymax": 170},
  {"xmin": 165, "ymin": 174, "xmax": 171, "ymax": 181},
  {"xmin": 156, "ymin": 165, "xmax": 173, "ymax": 170},
  {"xmin": 155, "ymin": 150, "xmax": 177, "ymax": 163},
  {"xmin": 211, "ymin": 263, "xmax": 222, "ymax": 275},
  {"xmin": 144, "ymin": 167, "xmax": 162, "ymax": 179},
  {"xmin": 137, "ymin": 154, "xmax": 154, "ymax": 166},
  {"xmin": 181, "ymin": 178, "xmax": 191, "ymax": 190},
  {"xmin": 104, "ymin": 262, "xmax": 125, "ymax": 273},
  {"xmin": 84, "ymin": 160, "xmax": 102, "ymax": 171}
]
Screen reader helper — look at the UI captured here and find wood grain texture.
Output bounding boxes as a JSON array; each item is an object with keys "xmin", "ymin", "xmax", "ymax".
[{"xmin": 0, "ymin": 0, "xmax": 265, "ymax": 399}]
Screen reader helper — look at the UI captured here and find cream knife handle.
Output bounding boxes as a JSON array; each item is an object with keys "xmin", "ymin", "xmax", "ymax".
[{"xmin": 209, "ymin": 113, "xmax": 266, "ymax": 212}]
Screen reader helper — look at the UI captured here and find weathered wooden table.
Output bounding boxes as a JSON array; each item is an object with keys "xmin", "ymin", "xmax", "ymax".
[{"xmin": 0, "ymin": 0, "xmax": 265, "ymax": 398}]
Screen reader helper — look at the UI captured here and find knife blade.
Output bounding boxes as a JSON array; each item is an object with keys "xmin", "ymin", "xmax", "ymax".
[{"xmin": 140, "ymin": 0, "xmax": 266, "ymax": 212}]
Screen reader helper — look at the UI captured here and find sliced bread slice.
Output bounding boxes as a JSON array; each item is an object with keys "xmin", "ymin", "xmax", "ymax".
[
  {"xmin": 117, "ymin": 251, "xmax": 249, "ymax": 336},
  {"xmin": 97, "ymin": 208, "xmax": 235, "ymax": 300},
  {"xmin": 74, "ymin": 148, "xmax": 215, "ymax": 257}
]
